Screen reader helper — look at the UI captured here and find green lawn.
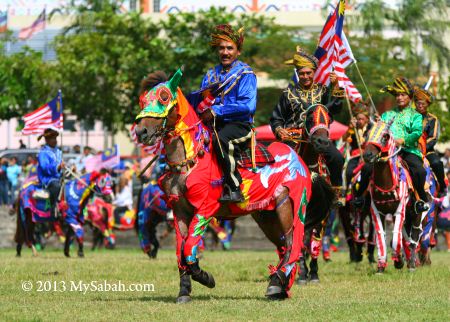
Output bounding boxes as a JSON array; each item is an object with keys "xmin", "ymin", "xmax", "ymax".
[{"xmin": 1, "ymin": 248, "xmax": 449, "ymax": 321}]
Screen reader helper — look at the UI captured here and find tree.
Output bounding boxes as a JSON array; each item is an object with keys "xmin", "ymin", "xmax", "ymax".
[
  {"xmin": 53, "ymin": 2, "xmax": 166, "ymax": 133},
  {"xmin": 0, "ymin": 42, "xmax": 57, "ymax": 121}
]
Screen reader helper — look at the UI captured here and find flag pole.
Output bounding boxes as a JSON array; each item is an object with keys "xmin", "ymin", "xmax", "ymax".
[{"xmin": 353, "ymin": 61, "xmax": 378, "ymax": 118}]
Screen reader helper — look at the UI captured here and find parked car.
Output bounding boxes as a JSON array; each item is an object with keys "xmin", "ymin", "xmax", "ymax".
[{"xmin": 0, "ymin": 149, "xmax": 79, "ymax": 164}]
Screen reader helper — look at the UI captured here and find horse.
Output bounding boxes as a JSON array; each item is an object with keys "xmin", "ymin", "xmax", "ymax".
[
  {"xmin": 362, "ymin": 120, "xmax": 432, "ymax": 272},
  {"xmin": 133, "ymin": 69, "xmax": 330, "ymax": 302},
  {"xmin": 85, "ymin": 196, "xmax": 116, "ymax": 250},
  {"xmin": 15, "ymin": 166, "xmax": 66, "ymax": 257},
  {"xmin": 283, "ymin": 103, "xmax": 337, "ymax": 284},
  {"xmin": 136, "ymin": 180, "xmax": 173, "ymax": 259},
  {"xmin": 340, "ymin": 164, "xmax": 376, "ymax": 264},
  {"xmin": 62, "ymin": 170, "xmax": 114, "ymax": 257}
]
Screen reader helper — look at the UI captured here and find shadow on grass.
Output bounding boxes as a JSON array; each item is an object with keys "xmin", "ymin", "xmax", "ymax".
[{"xmin": 94, "ymin": 294, "xmax": 270, "ymax": 303}]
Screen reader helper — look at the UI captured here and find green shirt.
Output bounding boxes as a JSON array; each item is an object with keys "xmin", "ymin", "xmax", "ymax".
[{"xmin": 381, "ymin": 106, "xmax": 423, "ymax": 158}]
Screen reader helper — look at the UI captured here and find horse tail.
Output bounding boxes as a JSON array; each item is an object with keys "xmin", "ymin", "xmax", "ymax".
[
  {"xmin": 14, "ymin": 202, "xmax": 23, "ymax": 244},
  {"xmin": 134, "ymin": 186, "xmax": 144, "ymax": 234},
  {"xmin": 305, "ymin": 174, "xmax": 335, "ymax": 232}
]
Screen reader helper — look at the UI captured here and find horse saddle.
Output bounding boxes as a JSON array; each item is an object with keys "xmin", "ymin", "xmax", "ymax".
[
  {"xmin": 397, "ymin": 158, "xmax": 414, "ymax": 190},
  {"xmin": 32, "ymin": 189, "xmax": 50, "ymax": 200},
  {"xmin": 236, "ymin": 143, "xmax": 275, "ymax": 169}
]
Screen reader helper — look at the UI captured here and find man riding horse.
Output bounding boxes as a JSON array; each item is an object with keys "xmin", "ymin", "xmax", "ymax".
[
  {"xmin": 379, "ymin": 77, "xmax": 430, "ymax": 214},
  {"xmin": 193, "ymin": 24, "xmax": 257, "ymax": 203},
  {"xmin": 413, "ymin": 86, "xmax": 447, "ymax": 197},
  {"xmin": 37, "ymin": 128, "xmax": 65, "ymax": 215},
  {"xmin": 269, "ymin": 47, "xmax": 345, "ymax": 204}
]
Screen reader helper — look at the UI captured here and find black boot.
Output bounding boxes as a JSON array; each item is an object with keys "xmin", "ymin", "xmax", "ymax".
[
  {"xmin": 309, "ymin": 259, "xmax": 319, "ymax": 283},
  {"xmin": 189, "ymin": 262, "xmax": 215, "ymax": 288},
  {"xmin": 176, "ymin": 270, "xmax": 192, "ymax": 304},
  {"xmin": 266, "ymin": 270, "xmax": 288, "ymax": 300},
  {"xmin": 77, "ymin": 244, "xmax": 84, "ymax": 258},
  {"xmin": 297, "ymin": 256, "xmax": 308, "ymax": 285}
]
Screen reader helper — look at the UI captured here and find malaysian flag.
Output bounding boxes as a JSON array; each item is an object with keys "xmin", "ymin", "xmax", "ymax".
[
  {"xmin": 0, "ymin": 10, "xmax": 7, "ymax": 33},
  {"xmin": 18, "ymin": 8, "xmax": 45, "ymax": 40},
  {"xmin": 22, "ymin": 91, "xmax": 63, "ymax": 135},
  {"xmin": 314, "ymin": 1, "xmax": 362, "ymax": 102}
]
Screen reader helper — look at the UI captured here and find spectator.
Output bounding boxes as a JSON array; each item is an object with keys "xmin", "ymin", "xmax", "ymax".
[
  {"xmin": 73, "ymin": 145, "xmax": 81, "ymax": 154},
  {"xmin": 19, "ymin": 139, "xmax": 26, "ymax": 149},
  {"xmin": 23, "ymin": 155, "xmax": 37, "ymax": 178},
  {"xmin": 0, "ymin": 158, "xmax": 8, "ymax": 206},
  {"xmin": 74, "ymin": 146, "xmax": 93, "ymax": 174},
  {"xmin": 6, "ymin": 157, "xmax": 22, "ymax": 205},
  {"xmin": 113, "ymin": 172, "xmax": 133, "ymax": 219}
]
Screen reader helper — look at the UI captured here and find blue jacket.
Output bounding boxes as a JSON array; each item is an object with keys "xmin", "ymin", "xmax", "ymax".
[
  {"xmin": 201, "ymin": 60, "xmax": 257, "ymax": 123},
  {"xmin": 38, "ymin": 145, "xmax": 62, "ymax": 186}
]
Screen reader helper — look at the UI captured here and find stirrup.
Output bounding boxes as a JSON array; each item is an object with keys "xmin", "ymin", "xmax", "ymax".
[{"xmin": 414, "ymin": 200, "xmax": 429, "ymax": 214}]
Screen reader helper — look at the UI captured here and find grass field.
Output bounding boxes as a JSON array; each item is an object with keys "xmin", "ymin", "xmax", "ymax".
[{"xmin": 1, "ymin": 248, "xmax": 449, "ymax": 321}]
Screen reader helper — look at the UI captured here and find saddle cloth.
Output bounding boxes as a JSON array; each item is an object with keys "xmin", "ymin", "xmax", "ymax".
[{"xmin": 236, "ymin": 143, "xmax": 275, "ymax": 168}]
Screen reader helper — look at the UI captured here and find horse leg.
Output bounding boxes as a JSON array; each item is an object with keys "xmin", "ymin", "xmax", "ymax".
[
  {"xmin": 339, "ymin": 206, "xmax": 357, "ymax": 263},
  {"xmin": 308, "ymin": 228, "xmax": 323, "ymax": 283},
  {"xmin": 253, "ymin": 187, "xmax": 305, "ymax": 299},
  {"xmin": 391, "ymin": 203, "xmax": 406, "ymax": 270},
  {"xmin": 148, "ymin": 212, "xmax": 161, "ymax": 259},
  {"xmin": 15, "ymin": 206, "xmax": 25, "ymax": 257},
  {"xmin": 171, "ymin": 202, "xmax": 195, "ymax": 304},
  {"xmin": 370, "ymin": 203, "xmax": 387, "ymax": 273},
  {"xmin": 183, "ymin": 213, "xmax": 215, "ymax": 289},
  {"xmin": 367, "ymin": 212, "xmax": 376, "ymax": 264},
  {"xmin": 407, "ymin": 208, "xmax": 424, "ymax": 271},
  {"xmin": 64, "ymin": 226, "xmax": 74, "ymax": 257},
  {"xmin": 24, "ymin": 210, "xmax": 38, "ymax": 257}
]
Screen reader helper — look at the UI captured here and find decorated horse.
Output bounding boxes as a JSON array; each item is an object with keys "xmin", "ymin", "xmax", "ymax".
[
  {"xmin": 362, "ymin": 120, "xmax": 434, "ymax": 272},
  {"xmin": 15, "ymin": 165, "xmax": 65, "ymax": 257},
  {"xmin": 132, "ymin": 69, "xmax": 336, "ymax": 302},
  {"xmin": 340, "ymin": 165, "xmax": 376, "ymax": 263},
  {"xmin": 282, "ymin": 103, "xmax": 337, "ymax": 283},
  {"xmin": 85, "ymin": 196, "xmax": 116, "ymax": 250},
  {"xmin": 62, "ymin": 169, "xmax": 114, "ymax": 257},
  {"xmin": 136, "ymin": 180, "xmax": 173, "ymax": 259}
]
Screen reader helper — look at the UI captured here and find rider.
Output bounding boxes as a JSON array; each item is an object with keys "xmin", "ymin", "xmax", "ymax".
[
  {"xmin": 197, "ymin": 24, "xmax": 257, "ymax": 203},
  {"xmin": 270, "ymin": 47, "xmax": 345, "ymax": 200},
  {"xmin": 37, "ymin": 128, "xmax": 65, "ymax": 214},
  {"xmin": 380, "ymin": 77, "xmax": 429, "ymax": 213},
  {"xmin": 341, "ymin": 102, "xmax": 373, "ymax": 206},
  {"xmin": 414, "ymin": 86, "xmax": 447, "ymax": 197}
]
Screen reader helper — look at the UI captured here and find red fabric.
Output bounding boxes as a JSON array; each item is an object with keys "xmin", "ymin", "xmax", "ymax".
[{"xmin": 236, "ymin": 143, "xmax": 275, "ymax": 168}]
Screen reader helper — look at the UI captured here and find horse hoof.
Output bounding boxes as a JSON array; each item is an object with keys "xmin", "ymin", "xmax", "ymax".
[
  {"xmin": 265, "ymin": 287, "xmax": 288, "ymax": 301},
  {"xmin": 393, "ymin": 258, "xmax": 404, "ymax": 270},
  {"xmin": 297, "ymin": 278, "xmax": 307, "ymax": 286},
  {"xmin": 408, "ymin": 267, "xmax": 416, "ymax": 273},
  {"xmin": 376, "ymin": 266, "xmax": 385, "ymax": 275},
  {"xmin": 176, "ymin": 295, "xmax": 192, "ymax": 304},
  {"xmin": 64, "ymin": 251, "xmax": 70, "ymax": 258},
  {"xmin": 78, "ymin": 252, "xmax": 84, "ymax": 258},
  {"xmin": 309, "ymin": 273, "xmax": 319, "ymax": 283}
]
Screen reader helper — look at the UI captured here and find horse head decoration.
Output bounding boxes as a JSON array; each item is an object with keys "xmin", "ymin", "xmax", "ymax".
[
  {"xmin": 363, "ymin": 118, "xmax": 397, "ymax": 165},
  {"xmin": 303, "ymin": 103, "xmax": 332, "ymax": 154},
  {"xmin": 133, "ymin": 68, "xmax": 317, "ymax": 302}
]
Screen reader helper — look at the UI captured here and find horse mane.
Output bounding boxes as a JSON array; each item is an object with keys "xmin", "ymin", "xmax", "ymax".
[{"xmin": 140, "ymin": 71, "xmax": 169, "ymax": 95}]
